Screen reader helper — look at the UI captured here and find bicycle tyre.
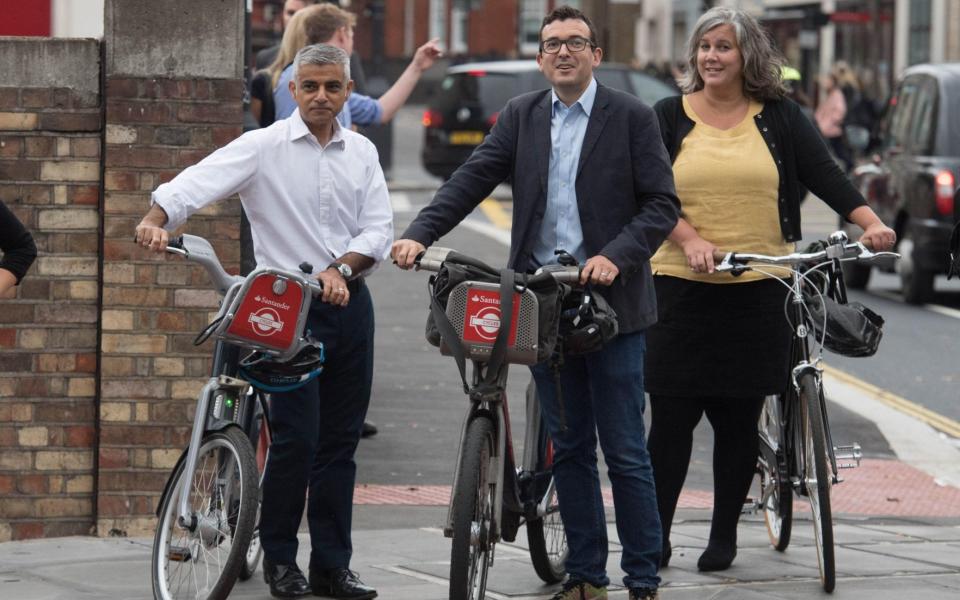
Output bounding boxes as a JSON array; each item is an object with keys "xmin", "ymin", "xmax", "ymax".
[
  {"xmin": 758, "ymin": 394, "xmax": 792, "ymax": 552},
  {"xmin": 449, "ymin": 417, "xmax": 496, "ymax": 600},
  {"xmin": 239, "ymin": 412, "xmax": 269, "ymax": 581},
  {"xmin": 800, "ymin": 373, "xmax": 835, "ymax": 593},
  {"xmin": 526, "ymin": 413, "xmax": 567, "ymax": 584},
  {"xmin": 152, "ymin": 426, "xmax": 259, "ymax": 600}
]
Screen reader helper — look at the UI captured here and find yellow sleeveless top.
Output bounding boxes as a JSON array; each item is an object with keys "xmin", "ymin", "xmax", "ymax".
[{"xmin": 651, "ymin": 96, "xmax": 795, "ymax": 283}]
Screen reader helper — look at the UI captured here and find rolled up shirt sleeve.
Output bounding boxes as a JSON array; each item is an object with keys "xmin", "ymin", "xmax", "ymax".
[{"xmin": 152, "ymin": 134, "xmax": 259, "ymax": 231}]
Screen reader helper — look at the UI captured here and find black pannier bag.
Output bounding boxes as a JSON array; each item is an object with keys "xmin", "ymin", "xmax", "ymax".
[{"xmin": 804, "ymin": 291, "xmax": 884, "ymax": 357}]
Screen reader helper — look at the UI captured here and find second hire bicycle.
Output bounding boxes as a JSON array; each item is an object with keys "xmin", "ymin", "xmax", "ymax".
[
  {"xmin": 714, "ymin": 231, "xmax": 898, "ymax": 593},
  {"xmin": 149, "ymin": 234, "xmax": 326, "ymax": 600},
  {"xmin": 412, "ymin": 246, "xmax": 583, "ymax": 599}
]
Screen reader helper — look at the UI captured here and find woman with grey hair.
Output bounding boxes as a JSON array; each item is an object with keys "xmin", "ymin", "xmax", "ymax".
[{"xmin": 644, "ymin": 7, "xmax": 894, "ymax": 572}]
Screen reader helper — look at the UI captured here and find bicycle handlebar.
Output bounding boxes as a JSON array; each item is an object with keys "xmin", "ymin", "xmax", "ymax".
[
  {"xmin": 153, "ymin": 234, "xmax": 324, "ymax": 297},
  {"xmin": 713, "ymin": 231, "xmax": 900, "ymax": 273},
  {"xmin": 414, "ymin": 246, "xmax": 582, "ymax": 284}
]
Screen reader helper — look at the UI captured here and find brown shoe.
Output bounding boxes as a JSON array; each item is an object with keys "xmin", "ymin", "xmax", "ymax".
[
  {"xmin": 629, "ymin": 588, "xmax": 659, "ymax": 600},
  {"xmin": 550, "ymin": 579, "xmax": 608, "ymax": 600}
]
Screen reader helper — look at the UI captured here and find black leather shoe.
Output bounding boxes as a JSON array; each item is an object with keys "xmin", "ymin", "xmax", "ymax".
[
  {"xmin": 310, "ymin": 568, "xmax": 377, "ymax": 599},
  {"xmin": 361, "ymin": 421, "xmax": 378, "ymax": 438},
  {"xmin": 263, "ymin": 559, "xmax": 311, "ymax": 598},
  {"xmin": 697, "ymin": 539, "xmax": 737, "ymax": 571}
]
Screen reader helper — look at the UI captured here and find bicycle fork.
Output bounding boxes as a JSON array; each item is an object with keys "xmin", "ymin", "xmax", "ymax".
[
  {"xmin": 444, "ymin": 404, "xmax": 507, "ymax": 553},
  {"xmin": 789, "ymin": 363, "xmax": 860, "ymax": 489},
  {"xmin": 174, "ymin": 375, "xmax": 252, "ymax": 532}
]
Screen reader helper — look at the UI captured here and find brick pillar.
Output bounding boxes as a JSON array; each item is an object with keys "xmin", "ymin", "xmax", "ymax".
[
  {"xmin": 0, "ymin": 39, "xmax": 102, "ymax": 542},
  {"xmin": 98, "ymin": 0, "xmax": 245, "ymax": 536}
]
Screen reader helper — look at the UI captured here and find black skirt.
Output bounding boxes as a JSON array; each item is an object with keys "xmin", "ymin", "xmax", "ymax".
[{"xmin": 645, "ymin": 275, "xmax": 792, "ymax": 398}]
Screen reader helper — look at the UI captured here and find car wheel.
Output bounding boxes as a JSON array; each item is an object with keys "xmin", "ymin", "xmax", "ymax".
[{"xmin": 897, "ymin": 230, "xmax": 934, "ymax": 304}]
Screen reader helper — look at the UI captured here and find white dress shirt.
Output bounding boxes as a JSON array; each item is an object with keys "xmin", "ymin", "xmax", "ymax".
[{"xmin": 152, "ymin": 109, "xmax": 393, "ymax": 275}]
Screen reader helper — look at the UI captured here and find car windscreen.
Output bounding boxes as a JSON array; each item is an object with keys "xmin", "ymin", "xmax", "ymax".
[
  {"xmin": 627, "ymin": 72, "xmax": 677, "ymax": 106},
  {"xmin": 437, "ymin": 72, "xmax": 519, "ymax": 117}
]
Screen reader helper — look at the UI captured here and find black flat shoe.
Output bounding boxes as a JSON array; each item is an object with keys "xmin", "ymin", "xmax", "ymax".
[
  {"xmin": 361, "ymin": 421, "xmax": 378, "ymax": 438},
  {"xmin": 660, "ymin": 539, "xmax": 671, "ymax": 569},
  {"xmin": 310, "ymin": 568, "xmax": 377, "ymax": 599},
  {"xmin": 263, "ymin": 559, "xmax": 311, "ymax": 598},
  {"xmin": 697, "ymin": 539, "xmax": 737, "ymax": 572}
]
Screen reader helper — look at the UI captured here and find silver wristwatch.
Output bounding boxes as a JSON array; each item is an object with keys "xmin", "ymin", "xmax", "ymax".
[{"xmin": 329, "ymin": 261, "xmax": 352, "ymax": 279}]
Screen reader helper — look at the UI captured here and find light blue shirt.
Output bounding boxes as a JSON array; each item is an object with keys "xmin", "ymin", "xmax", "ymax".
[
  {"xmin": 531, "ymin": 77, "xmax": 596, "ymax": 268},
  {"xmin": 274, "ymin": 64, "xmax": 382, "ymax": 128}
]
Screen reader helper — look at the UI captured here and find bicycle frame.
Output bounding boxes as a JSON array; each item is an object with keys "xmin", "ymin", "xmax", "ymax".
[{"xmin": 780, "ymin": 264, "xmax": 838, "ymax": 496}]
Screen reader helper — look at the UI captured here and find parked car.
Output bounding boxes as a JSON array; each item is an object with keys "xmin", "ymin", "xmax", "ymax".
[
  {"xmin": 843, "ymin": 62, "xmax": 960, "ymax": 303},
  {"xmin": 421, "ymin": 60, "xmax": 677, "ymax": 180}
]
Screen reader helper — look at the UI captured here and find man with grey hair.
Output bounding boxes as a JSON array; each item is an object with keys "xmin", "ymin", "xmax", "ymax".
[{"xmin": 136, "ymin": 44, "xmax": 390, "ymax": 599}]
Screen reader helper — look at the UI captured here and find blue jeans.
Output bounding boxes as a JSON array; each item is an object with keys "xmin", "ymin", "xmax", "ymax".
[{"xmin": 530, "ymin": 331, "xmax": 661, "ymax": 589}]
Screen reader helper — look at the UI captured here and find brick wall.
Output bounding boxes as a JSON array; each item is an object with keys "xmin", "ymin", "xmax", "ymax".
[
  {"xmin": 97, "ymin": 77, "xmax": 243, "ymax": 536},
  {"xmin": 0, "ymin": 43, "xmax": 103, "ymax": 541},
  {"xmin": 0, "ymin": 0, "xmax": 244, "ymax": 542}
]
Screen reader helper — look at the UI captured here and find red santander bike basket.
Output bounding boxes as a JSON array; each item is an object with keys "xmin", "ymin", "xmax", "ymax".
[{"xmin": 214, "ymin": 269, "xmax": 313, "ymax": 361}]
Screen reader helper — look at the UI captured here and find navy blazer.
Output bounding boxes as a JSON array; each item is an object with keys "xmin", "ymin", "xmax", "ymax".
[{"xmin": 403, "ymin": 83, "xmax": 680, "ymax": 333}]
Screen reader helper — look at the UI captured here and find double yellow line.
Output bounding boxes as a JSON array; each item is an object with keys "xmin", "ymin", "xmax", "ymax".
[
  {"xmin": 479, "ymin": 198, "xmax": 512, "ymax": 229},
  {"xmin": 825, "ymin": 365, "xmax": 960, "ymax": 439}
]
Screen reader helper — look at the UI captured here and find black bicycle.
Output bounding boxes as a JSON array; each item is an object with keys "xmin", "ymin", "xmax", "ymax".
[
  {"xmin": 411, "ymin": 247, "xmax": 579, "ymax": 599},
  {"xmin": 715, "ymin": 231, "xmax": 898, "ymax": 593}
]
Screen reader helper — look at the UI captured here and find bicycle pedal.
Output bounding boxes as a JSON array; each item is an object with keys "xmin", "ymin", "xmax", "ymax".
[
  {"xmin": 834, "ymin": 443, "xmax": 862, "ymax": 468},
  {"xmin": 741, "ymin": 498, "xmax": 761, "ymax": 514},
  {"xmin": 167, "ymin": 545, "xmax": 192, "ymax": 562}
]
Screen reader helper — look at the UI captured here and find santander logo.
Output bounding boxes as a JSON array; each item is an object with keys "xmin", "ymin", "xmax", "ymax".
[
  {"xmin": 254, "ymin": 295, "xmax": 291, "ymax": 311},
  {"xmin": 469, "ymin": 306, "xmax": 502, "ymax": 341},
  {"xmin": 248, "ymin": 307, "xmax": 284, "ymax": 336}
]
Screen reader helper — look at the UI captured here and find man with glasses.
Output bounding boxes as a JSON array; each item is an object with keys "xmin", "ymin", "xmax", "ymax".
[{"xmin": 391, "ymin": 6, "xmax": 678, "ymax": 600}]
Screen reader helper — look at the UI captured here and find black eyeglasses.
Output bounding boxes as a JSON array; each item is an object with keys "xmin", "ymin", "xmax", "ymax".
[{"xmin": 540, "ymin": 36, "xmax": 594, "ymax": 54}]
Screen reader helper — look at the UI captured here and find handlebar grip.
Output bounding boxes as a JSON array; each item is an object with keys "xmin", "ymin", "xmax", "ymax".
[{"xmin": 167, "ymin": 236, "xmax": 184, "ymax": 250}]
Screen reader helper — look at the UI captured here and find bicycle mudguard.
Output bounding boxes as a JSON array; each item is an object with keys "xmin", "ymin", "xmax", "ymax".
[
  {"xmin": 156, "ymin": 447, "xmax": 189, "ymax": 517},
  {"xmin": 499, "ymin": 451, "xmax": 522, "ymax": 542}
]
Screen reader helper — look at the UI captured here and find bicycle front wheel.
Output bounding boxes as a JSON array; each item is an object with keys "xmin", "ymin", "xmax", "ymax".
[
  {"xmin": 449, "ymin": 417, "xmax": 496, "ymax": 600},
  {"xmin": 152, "ymin": 426, "xmax": 259, "ymax": 600},
  {"xmin": 526, "ymin": 413, "xmax": 567, "ymax": 583},
  {"xmin": 758, "ymin": 394, "xmax": 792, "ymax": 551},
  {"xmin": 800, "ymin": 373, "xmax": 835, "ymax": 592}
]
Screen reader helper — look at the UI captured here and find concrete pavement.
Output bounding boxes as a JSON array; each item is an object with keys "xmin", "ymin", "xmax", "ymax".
[{"xmin": 2, "ymin": 506, "xmax": 959, "ymax": 599}]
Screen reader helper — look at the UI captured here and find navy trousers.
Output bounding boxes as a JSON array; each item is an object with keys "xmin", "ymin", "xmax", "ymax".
[{"xmin": 259, "ymin": 280, "xmax": 374, "ymax": 570}]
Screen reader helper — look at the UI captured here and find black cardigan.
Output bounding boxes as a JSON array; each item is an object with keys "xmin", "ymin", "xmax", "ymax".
[
  {"xmin": 0, "ymin": 200, "xmax": 37, "ymax": 284},
  {"xmin": 653, "ymin": 95, "xmax": 865, "ymax": 243}
]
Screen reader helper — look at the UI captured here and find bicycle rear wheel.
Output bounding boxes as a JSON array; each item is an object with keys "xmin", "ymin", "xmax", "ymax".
[
  {"xmin": 758, "ymin": 394, "xmax": 792, "ymax": 551},
  {"xmin": 449, "ymin": 416, "xmax": 496, "ymax": 600},
  {"xmin": 800, "ymin": 373, "xmax": 835, "ymax": 592},
  {"xmin": 239, "ymin": 409, "xmax": 270, "ymax": 581},
  {"xmin": 526, "ymin": 410, "xmax": 567, "ymax": 584},
  {"xmin": 152, "ymin": 426, "xmax": 259, "ymax": 600}
]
